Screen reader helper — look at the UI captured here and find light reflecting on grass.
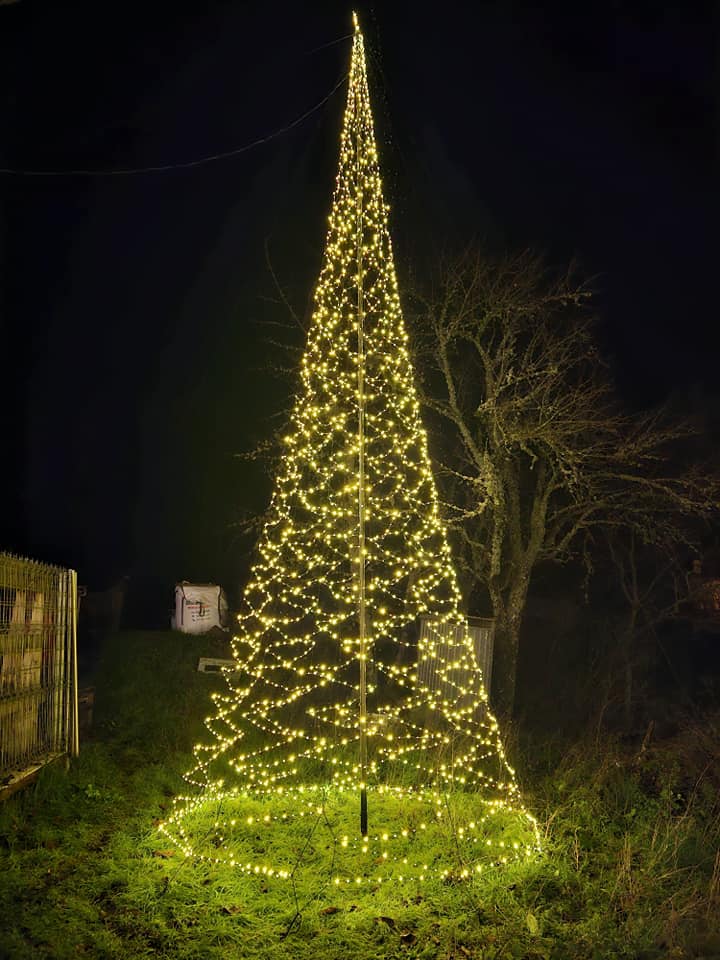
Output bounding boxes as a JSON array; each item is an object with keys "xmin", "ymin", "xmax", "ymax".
[{"xmin": 161, "ymin": 786, "xmax": 541, "ymax": 888}]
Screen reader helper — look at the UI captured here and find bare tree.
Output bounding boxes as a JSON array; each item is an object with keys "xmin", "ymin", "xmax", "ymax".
[{"xmin": 409, "ymin": 249, "xmax": 719, "ymax": 717}]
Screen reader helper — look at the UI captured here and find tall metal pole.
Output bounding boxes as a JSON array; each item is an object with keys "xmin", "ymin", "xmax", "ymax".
[{"xmin": 355, "ymin": 89, "xmax": 369, "ymax": 837}]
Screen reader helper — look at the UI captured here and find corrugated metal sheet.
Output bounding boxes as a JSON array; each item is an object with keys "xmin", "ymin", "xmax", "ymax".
[{"xmin": 416, "ymin": 615, "xmax": 494, "ymax": 709}]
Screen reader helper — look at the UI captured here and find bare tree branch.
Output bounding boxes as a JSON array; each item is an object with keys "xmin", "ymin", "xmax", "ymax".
[{"xmin": 406, "ymin": 248, "xmax": 720, "ymax": 715}]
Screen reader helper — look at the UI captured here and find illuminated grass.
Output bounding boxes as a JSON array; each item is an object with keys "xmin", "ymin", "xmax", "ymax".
[
  {"xmin": 1, "ymin": 633, "xmax": 719, "ymax": 959},
  {"xmin": 161, "ymin": 786, "xmax": 541, "ymax": 887}
]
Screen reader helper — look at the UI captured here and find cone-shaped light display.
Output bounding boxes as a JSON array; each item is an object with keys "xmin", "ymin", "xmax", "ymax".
[{"xmin": 161, "ymin": 13, "xmax": 539, "ymax": 883}]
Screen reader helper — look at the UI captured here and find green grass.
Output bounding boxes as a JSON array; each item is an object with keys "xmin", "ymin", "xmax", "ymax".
[
  {"xmin": 162, "ymin": 785, "xmax": 540, "ymax": 885},
  {"xmin": 1, "ymin": 631, "xmax": 719, "ymax": 959}
]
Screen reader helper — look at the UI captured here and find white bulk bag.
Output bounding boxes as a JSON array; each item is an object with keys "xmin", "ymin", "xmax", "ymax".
[{"xmin": 171, "ymin": 582, "xmax": 229, "ymax": 634}]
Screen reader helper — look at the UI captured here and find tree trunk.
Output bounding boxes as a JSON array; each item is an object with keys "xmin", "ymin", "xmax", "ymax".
[
  {"xmin": 490, "ymin": 603, "xmax": 522, "ymax": 718},
  {"xmin": 621, "ymin": 608, "xmax": 638, "ymax": 730},
  {"xmin": 623, "ymin": 651, "xmax": 633, "ymax": 731}
]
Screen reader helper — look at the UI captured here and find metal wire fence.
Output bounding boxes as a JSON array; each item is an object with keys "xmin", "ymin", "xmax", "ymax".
[
  {"xmin": 0, "ymin": 553, "xmax": 78, "ymax": 793},
  {"xmin": 417, "ymin": 615, "xmax": 494, "ymax": 709}
]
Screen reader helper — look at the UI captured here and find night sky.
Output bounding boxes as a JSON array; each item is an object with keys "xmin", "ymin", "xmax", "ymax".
[{"xmin": 2, "ymin": 1, "xmax": 716, "ymax": 614}]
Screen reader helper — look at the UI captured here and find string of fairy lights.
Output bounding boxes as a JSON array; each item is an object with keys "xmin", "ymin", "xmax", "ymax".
[{"xmin": 160, "ymin": 12, "xmax": 540, "ymax": 882}]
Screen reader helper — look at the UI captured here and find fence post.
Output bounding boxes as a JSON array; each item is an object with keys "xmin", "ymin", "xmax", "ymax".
[{"xmin": 69, "ymin": 569, "xmax": 79, "ymax": 758}]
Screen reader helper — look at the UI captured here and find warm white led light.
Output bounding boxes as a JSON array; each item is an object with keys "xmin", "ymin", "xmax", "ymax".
[{"xmin": 160, "ymin": 12, "xmax": 539, "ymax": 879}]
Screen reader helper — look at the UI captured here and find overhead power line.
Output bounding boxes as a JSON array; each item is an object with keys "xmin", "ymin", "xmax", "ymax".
[{"xmin": 0, "ymin": 66, "xmax": 349, "ymax": 178}]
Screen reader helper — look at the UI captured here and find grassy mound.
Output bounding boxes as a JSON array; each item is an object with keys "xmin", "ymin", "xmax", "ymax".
[{"xmin": 92, "ymin": 629, "xmax": 232, "ymax": 757}]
